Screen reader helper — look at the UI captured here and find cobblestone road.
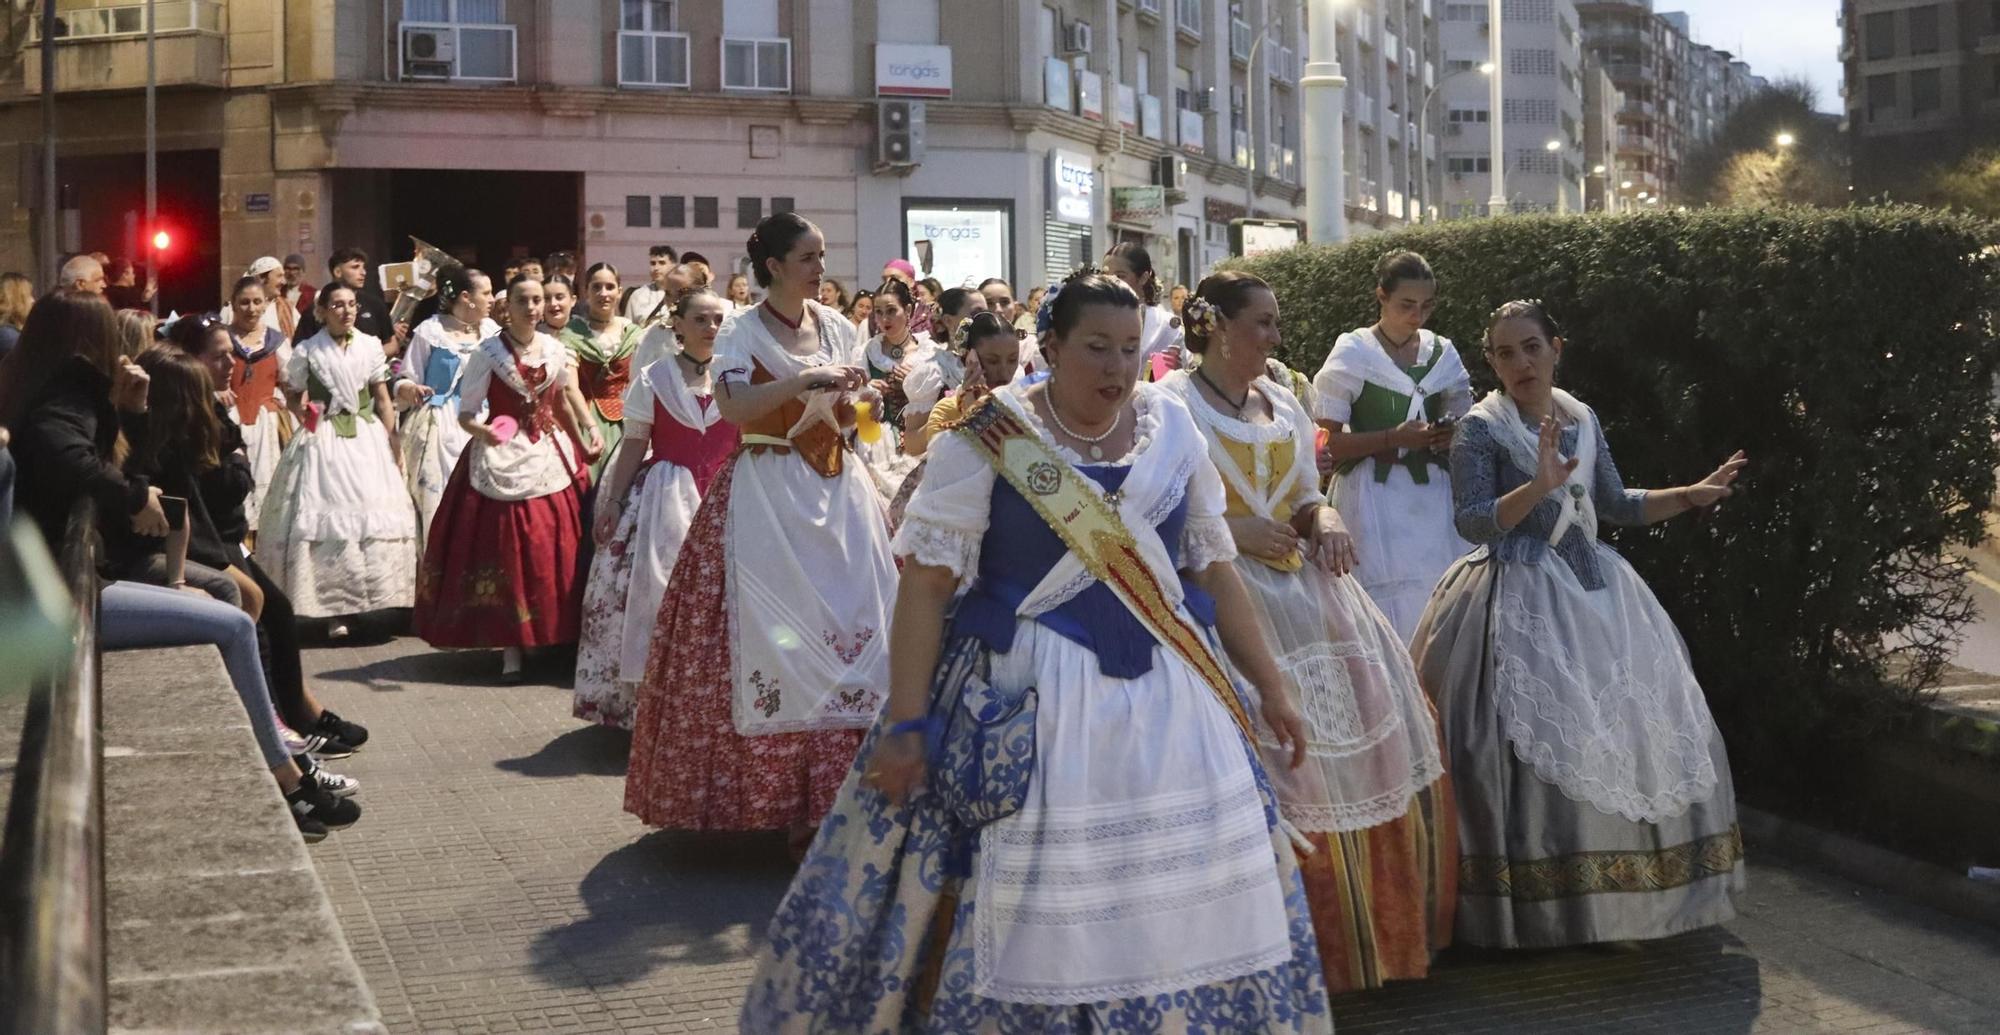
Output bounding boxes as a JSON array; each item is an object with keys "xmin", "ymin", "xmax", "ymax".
[{"xmin": 304, "ymin": 635, "xmax": 2000, "ymax": 1035}]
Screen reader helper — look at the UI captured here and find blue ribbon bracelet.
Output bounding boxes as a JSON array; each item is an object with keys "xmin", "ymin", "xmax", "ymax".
[{"xmin": 886, "ymin": 716, "xmax": 940, "ymax": 739}]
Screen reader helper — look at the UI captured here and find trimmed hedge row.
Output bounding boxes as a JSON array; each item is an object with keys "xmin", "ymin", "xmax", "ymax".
[{"xmin": 1235, "ymin": 207, "xmax": 2000, "ymax": 798}]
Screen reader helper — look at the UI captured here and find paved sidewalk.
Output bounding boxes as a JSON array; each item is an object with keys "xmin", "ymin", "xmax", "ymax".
[{"xmin": 304, "ymin": 635, "xmax": 2000, "ymax": 1035}]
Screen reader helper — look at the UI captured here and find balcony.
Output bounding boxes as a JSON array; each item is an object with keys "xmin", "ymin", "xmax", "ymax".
[
  {"xmin": 1141, "ymin": 94, "xmax": 1164, "ymax": 139},
  {"xmin": 1234, "ymin": 128, "xmax": 1251, "ymax": 167},
  {"xmin": 1270, "ymin": 45, "xmax": 1296, "ymax": 83},
  {"xmin": 722, "ymin": 36, "xmax": 791, "ymax": 92},
  {"xmin": 618, "ymin": 30, "xmax": 690, "ymax": 89},
  {"xmin": 1137, "ymin": 0, "xmax": 1162, "ymax": 16},
  {"xmin": 1385, "ymin": 30, "xmax": 1402, "ymax": 64},
  {"xmin": 1231, "ymin": 18, "xmax": 1252, "ymax": 63},
  {"xmin": 1177, "ymin": 0, "xmax": 1202, "ymax": 38},
  {"xmin": 24, "ymin": 1, "xmax": 226, "ymax": 93}
]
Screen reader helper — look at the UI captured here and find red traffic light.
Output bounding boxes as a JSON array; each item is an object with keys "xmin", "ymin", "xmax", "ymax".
[{"xmin": 151, "ymin": 229, "xmax": 171, "ymax": 251}]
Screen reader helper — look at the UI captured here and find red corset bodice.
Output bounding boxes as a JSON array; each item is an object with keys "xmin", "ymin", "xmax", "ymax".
[
  {"xmin": 489, "ymin": 358, "xmax": 557, "ymax": 441},
  {"xmin": 578, "ymin": 355, "xmax": 633, "ymax": 420},
  {"xmin": 649, "ymin": 396, "xmax": 739, "ymax": 494}
]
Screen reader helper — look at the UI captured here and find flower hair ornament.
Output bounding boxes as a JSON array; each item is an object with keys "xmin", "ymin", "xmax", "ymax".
[
  {"xmin": 1034, "ymin": 264, "xmax": 1117, "ymax": 337},
  {"xmin": 1182, "ymin": 295, "xmax": 1220, "ymax": 339}
]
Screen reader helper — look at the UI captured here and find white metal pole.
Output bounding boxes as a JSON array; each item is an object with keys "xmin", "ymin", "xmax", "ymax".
[
  {"xmin": 1302, "ymin": 0, "xmax": 1346, "ymax": 244},
  {"xmin": 1486, "ymin": 0, "xmax": 1506, "ymax": 216},
  {"xmin": 39, "ymin": 0, "xmax": 58, "ymax": 289},
  {"xmin": 146, "ymin": 0, "xmax": 158, "ymax": 314}
]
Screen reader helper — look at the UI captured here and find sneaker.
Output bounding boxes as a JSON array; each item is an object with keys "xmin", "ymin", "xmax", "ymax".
[
  {"xmin": 296, "ymin": 754, "xmax": 362, "ymax": 799},
  {"xmin": 293, "ymin": 810, "xmax": 328, "ymax": 844},
  {"xmin": 327, "ymin": 622, "xmax": 350, "ymax": 640},
  {"xmin": 311, "ymin": 709, "xmax": 369, "ymax": 750},
  {"xmin": 285, "ymin": 776, "xmax": 361, "ymax": 833},
  {"xmin": 283, "ymin": 727, "xmax": 355, "ymax": 760}
]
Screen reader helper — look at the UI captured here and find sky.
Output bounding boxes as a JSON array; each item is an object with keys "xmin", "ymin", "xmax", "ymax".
[{"xmin": 1652, "ymin": 0, "xmax": 1844, "ymax": 112}]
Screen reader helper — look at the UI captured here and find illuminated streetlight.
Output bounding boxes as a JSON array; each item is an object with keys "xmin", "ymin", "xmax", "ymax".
[
  {"xmin": 1646, "ymin": 196, "xmax": 1661, "ymax": 204},
  {"xmin": 1479, "ymin": 61, "xmax": 1495, "ymax": 75},
  {"xmin": 1544, "ymin": 139, "xmax": 1562, "ymax": 152},
  {"xmin": 1775, "ymin": 131, "xmax": 1796, "ymax": 149},
  {"xmin": 1620, "ymin": 180, "xmax": 1633, "ymax": 189},
  {"xmin": 1637, "ymin": 190, "xmax": 1649, "ymax": 199},
  {"xmin": 1593, "ymin": 164, "xmax": 1606, "ymax": 175}
]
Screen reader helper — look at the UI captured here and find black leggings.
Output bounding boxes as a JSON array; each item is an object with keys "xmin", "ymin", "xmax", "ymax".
[{"xmin": 241, "ymin": 555, "xmax": 312, "ymax": 731}]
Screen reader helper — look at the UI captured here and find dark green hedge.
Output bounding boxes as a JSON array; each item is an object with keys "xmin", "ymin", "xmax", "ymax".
[{"xmin": 1235, "ymin": 207, "xmax": 2000, "ymax": 798}]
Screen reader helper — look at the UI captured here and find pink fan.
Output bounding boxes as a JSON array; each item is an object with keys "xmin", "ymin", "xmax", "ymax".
[
  {"xmin": 1149, "ymin": 352, "xmax": 1176, "ymax": 382},
  {"xmin": 302, "ymin": 401, "xmax": 324, "ymax": 434},
  {"xmin": 489, "ymin": 415, "xmax": 519, "ymax": 443}
]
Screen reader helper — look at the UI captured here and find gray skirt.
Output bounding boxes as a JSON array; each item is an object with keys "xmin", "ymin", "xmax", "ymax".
[{"xmin": 1412, "ymin": 549, "xmax": 1745, "ymax": 949}]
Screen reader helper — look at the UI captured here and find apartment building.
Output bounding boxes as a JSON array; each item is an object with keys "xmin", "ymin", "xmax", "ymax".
[
  {"xmin": 0, "ymin": 0, "xmax": 1447, "ymax": 312},
  {"xmin": 1577, "ymin": 0, "xmax": 1687, "ymax": 204},
  {"xmin": 1582, "ymin": 60, "xmax": 1623, "ymax": 210},
  {"xmin": 1662, "ymin": 12, "xmax": 1766, "ymax": 149},
  {"xmin": 1840, "ymin": 0, "xmax": 2000, "ymax": 197},
  {"xmin": 1434, "ymin": 0, "xmax": 1587, "ymax": 216}
]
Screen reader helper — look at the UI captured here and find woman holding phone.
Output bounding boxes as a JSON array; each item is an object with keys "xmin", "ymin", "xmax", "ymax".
[{"xmin": 1313, "ymin": 251, "xmax": 1474, "ymax": 642}]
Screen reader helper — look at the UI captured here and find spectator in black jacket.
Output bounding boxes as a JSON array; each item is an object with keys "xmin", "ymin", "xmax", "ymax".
[
  {"xmin": 294, "ymin": 247, "xmax": 405, "ymax": 357},
  {"xmin": 0, "ymin": 292, "xmax": 360, "ymax": 841},
  {"xmin": 172, "ymin": 318, "xmax": 372, "ymax": 755}
]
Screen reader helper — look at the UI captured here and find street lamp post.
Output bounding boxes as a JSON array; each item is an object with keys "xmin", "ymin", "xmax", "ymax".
[
  {"xmin": 38, "ymin": 0, "xmax": 58, "ymax": 290},
  {"xmin": 1545, "ymin": 139, "xmax": 1565, "ymax": 214},
  {"xmin": 1412, "ymin": 62, "xmax": 1493, "ymax": 222},
  {"xmin": 1486, "ymin": 0, "xmax": 1506, "ymax": 216},
  {"xmin": 1302, "ymin": 0, "xmax": 1348, "ymax": 244},
  {"xmin": 145, "ymin": 0, "xmax": 157, "ymax": 315}
]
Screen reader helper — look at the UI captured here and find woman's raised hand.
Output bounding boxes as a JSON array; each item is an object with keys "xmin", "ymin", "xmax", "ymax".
[
  {"xmin": 1684, "ymin": 450, "xmax": 1749, "ymax": 508},
  {"xmin": 1531, "ymin": 416, "xmax": 1580, "ymax": 493},
  {"xmin": 111, "ymin": 357, "xmax": 151, "ymax": 414}
]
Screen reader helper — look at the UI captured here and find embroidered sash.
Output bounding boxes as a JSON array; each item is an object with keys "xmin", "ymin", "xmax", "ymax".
[{"xmin": 953, "ymin": 398, "xmax": 1253, "ymax": 738}]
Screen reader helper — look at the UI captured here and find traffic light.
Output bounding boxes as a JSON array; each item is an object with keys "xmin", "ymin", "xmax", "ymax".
[
  {"xmin": 877, "ymin": 100, "xmax": 925, "ymax": 168},
  {"xmin": 151, "ymin": 229, "xmax": 171, "ymax": 253}
]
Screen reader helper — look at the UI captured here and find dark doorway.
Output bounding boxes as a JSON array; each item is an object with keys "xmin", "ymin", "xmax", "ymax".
[
  {"xmin": 58, "ymin": 149, "xmax": 220, "ymax": 316},
  {"xmin": 381, "ymin": 169, "xmax": 582, "ymax": 274}
]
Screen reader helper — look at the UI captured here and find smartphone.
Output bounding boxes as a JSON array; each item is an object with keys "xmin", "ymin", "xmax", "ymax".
[
  {"xmin": 160, "ymin": 495, "xmax": 188, "ymax": 532},
  {"xmin": 1432, "ymin": 416, "xmax": 1457, "ymax": 431}
]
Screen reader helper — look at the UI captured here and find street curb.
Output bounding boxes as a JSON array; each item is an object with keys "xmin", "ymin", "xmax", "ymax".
[{"xmin": 1740, "ymin": 804, "xmax": 2000, "ymax": 931}]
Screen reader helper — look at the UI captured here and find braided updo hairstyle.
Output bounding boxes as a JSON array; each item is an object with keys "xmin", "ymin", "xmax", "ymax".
[
  {"xmin": 1182, "ymin": 270, "xmax": 1271, "ymax": 354},
  {"xmin": 746, "ymin": 211, "xmax": 818, "ymax": 288}
]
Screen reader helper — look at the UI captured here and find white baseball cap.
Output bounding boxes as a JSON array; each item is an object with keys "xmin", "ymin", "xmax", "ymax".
[{"xmin": 245, "ymin": 256, "xmax": 282, "ymax": 277}]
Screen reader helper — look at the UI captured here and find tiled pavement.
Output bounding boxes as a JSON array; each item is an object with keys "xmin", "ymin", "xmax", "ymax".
[{"xmin": 303, "ymin": 634, "xmax": 2000, "ymax": 1035}]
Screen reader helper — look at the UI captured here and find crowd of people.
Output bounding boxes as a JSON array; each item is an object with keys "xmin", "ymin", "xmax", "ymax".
[{"xmin": 0, "ymin": 219, "xmax": 1751, "ymax": 1030}]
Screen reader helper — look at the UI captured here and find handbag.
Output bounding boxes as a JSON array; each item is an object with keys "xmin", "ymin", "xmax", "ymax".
[{"xmin": 924, "ymin": 633, "xmax": 1038, "ymax": 830}]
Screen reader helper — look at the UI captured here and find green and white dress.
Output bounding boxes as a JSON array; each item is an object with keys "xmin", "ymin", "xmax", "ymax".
[{"xmin": 1313, "ymin": 327, "xmax": 1475, "ymax": 642}]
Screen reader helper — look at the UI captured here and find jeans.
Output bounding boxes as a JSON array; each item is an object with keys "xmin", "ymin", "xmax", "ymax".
[
  {"xmin": 99, "ymin": 580, "xmax": 290, "ymax": 768},
  {"xmin": 0, "ymin": 444, "xmax": 14, "ymax": 527},
  {"xmin": 123, "ymin": 554, "xmax": 244, "ymax": 610}
]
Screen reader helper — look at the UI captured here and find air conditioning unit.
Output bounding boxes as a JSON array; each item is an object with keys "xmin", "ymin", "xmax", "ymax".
[
  {"xmin": 1193, "ymin": 88, "xmax": 1215, "ymax": 113},
  {"xmin": 403, "ymin": 27, "xmax": 455, "ymax": 79},
  {"xmin": 877, "ymin": 99, "xmax": 927, "ymax": 169},
  {"xmin": 1062, "ymin": 20, "xmax": 1094, "ymax": 55}
]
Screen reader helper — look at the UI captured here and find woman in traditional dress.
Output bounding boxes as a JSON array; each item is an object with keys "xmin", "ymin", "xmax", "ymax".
[
  {"xmin": 623, "ymin": 212, "xmax": 895, "ymax": 846},
  {"xmin": 743, "ymin": 271, "xmax": 1329, "ymax": 1033},
  {"xmin": 898, "ymin": 287, "xmax": 987, "ymax": 459},
  {"xmin": 856, "ymin": 277, "xmax": 928, "ymax": 489},
  {"xmin": 561, "ymin": 263, "xmax": 638, "ymax": 482},
  {"xmin": 1105, "ymin": 241, "xmax": 1184, "ymax": 373},
  {"xmin": 1415, "ymin": 300, "xmax": 1748, "ymax": 949},
  {"xmin": 255, "ymin": 283, "xmax": 419, "ymax": 627},
  {"xmin": 1314, "ymin": 250, "xmax": 1475, "ymax": 642},
  {"xmin": 885, "ymin": 309, "xmax": 1025, "ymax": 526},
  {"xmin": 393, "ymin": 264, "xmax": 497, "ymax": 543},
  {"xmin": 538, "ymin": 273, "xmax": 607, "ymax": 457},
  {"xmin": 221, "ymin": 274, "xmax": 292, "ymax": 533},
  {"xmin": 413, "ymin": 276, "xmax": 594, "ymax": 683},
  {"xmin": 573, "ymin": 289, "xmax": 738, "ymax": 729},
  {"xmin": 1162, "ymin": 271, "xmax": 1455, "ymax": 993}
]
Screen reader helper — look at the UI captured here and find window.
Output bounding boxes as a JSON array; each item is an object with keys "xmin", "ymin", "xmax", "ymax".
[
  {"xmin": 401, "ymin": 0, "xmax": 515, "ymax": 81},
  {"xmin": 1867, "ymin": 72, "xmax": 1897, "ymax": 121},
  {"xmin": 737, "ymin": 197, "xmax": 763, "ymax": 230},
  {"xmin": 625, "ymin": 196, "xmax": 651, "ymax": 228},
  {"xmin": 772, "ymin": 196, "xmax": 796, "ymax": 215},
  {"xmin": 1911, "ymin": 67, "xmax": 1942, "ymax": 114},
  {"xmin": 723, "ymin": 38, "xmax": 792, "ymax": 91},
  {"xmin": 1446, "ymin": 156, "xmax": 1491, "ymax": 174},
  {"xmin": 1909, "ymin": 5, "xmax": 1941, "ymax": 56},
  {"xmin": 1446, "ymin": 58, "xmax": 1480, "ymax": 74},
  {"xmin": 1447, "ymin": 108, "xmax": 1490, "ymax": 124},
  {"xmin": 1444, "ymin": 3, "xmax": 1485, "ymax": 23},
  {"xmin": 693, "ymin": 196, "xmax": 719, "ymax": 228},
  {"xmin": 1137, "ymin": 48, "xmax": 1152, "ymax": 91},
  {"xmin": 1865, "ymin": 11, "xmax": 1895, "ymax": 60},
  {"xmin": 660, "ymin": 195, "xmax": 686, "ymax": 228},
  {"xmin": 619, "ymin": 0, "xmax": 688, "ymax": 88},
  {"xmin": 1509, "ymin": 48, "xmax": 1557, "ymax": 76},
  {"xmin": 1177, "ymin": 0, "xmax": 1203, "ymax": 36}
]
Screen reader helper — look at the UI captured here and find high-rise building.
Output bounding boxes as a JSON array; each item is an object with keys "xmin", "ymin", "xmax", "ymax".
[
  {"xmin": 1434, "ymin": 0, "xmax": 1587, "ymax": 217},
  {"xmin": 0, "ymin": 0, "xmax": 1450, "ymax": 310},
  {"xmin": 1582, "ymin": 61, "xmax": 1625, "ymax": 211},
  {"xmin": 1840, "ymin": 0, "xmax": 1999, "ymax": 197},
  {"xmin": 1578, "ymin": 0, "xmax": 1690, "ymax": 206}
]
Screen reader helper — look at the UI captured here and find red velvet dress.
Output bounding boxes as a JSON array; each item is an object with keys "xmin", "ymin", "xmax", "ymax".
[{"xmin": 414, "ymin": 340, "xmax": 591, "ymax": 648}]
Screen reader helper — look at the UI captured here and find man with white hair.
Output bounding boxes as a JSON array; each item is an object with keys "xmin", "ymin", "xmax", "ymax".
[{"xmin": 59, "ymin": 253, "xmax": 106, "ymax": 296}]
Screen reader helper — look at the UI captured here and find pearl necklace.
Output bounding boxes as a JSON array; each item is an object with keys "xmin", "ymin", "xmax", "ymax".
[{"xmin": 1046, "ymin": 395, "xmax": 1124, "ymax": 461}]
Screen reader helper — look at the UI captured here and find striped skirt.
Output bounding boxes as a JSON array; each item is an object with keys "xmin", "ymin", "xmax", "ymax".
[{"xmin": 1297, "ymin": 776, "xmax": 1458, "ymax": 994}]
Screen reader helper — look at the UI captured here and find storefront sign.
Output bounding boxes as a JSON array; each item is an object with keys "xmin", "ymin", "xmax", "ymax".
[
  {"xmin": 905, "ymin": 204, "xmax": 1011, "ymax": 292},
  {"xmin": 1111, "ymin": 186, "xmax": 1166, "ymax": 225},
  {"xmin": 876, "ymin": 44, "xmax": 952, "ymax": 98},
  {"xmin": 1048, "ymin": 149, "xmax": 1096, "ymax": 226},
  {"xmin": 1077, "ymin": 70, "xmax": 1104, "ymax": 122}
]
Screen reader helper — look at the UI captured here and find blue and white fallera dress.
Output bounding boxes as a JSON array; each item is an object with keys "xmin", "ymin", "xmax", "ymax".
[{"xmin": 741, "ymin": 382, "xmax": 1331, "ymax": 1034}]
